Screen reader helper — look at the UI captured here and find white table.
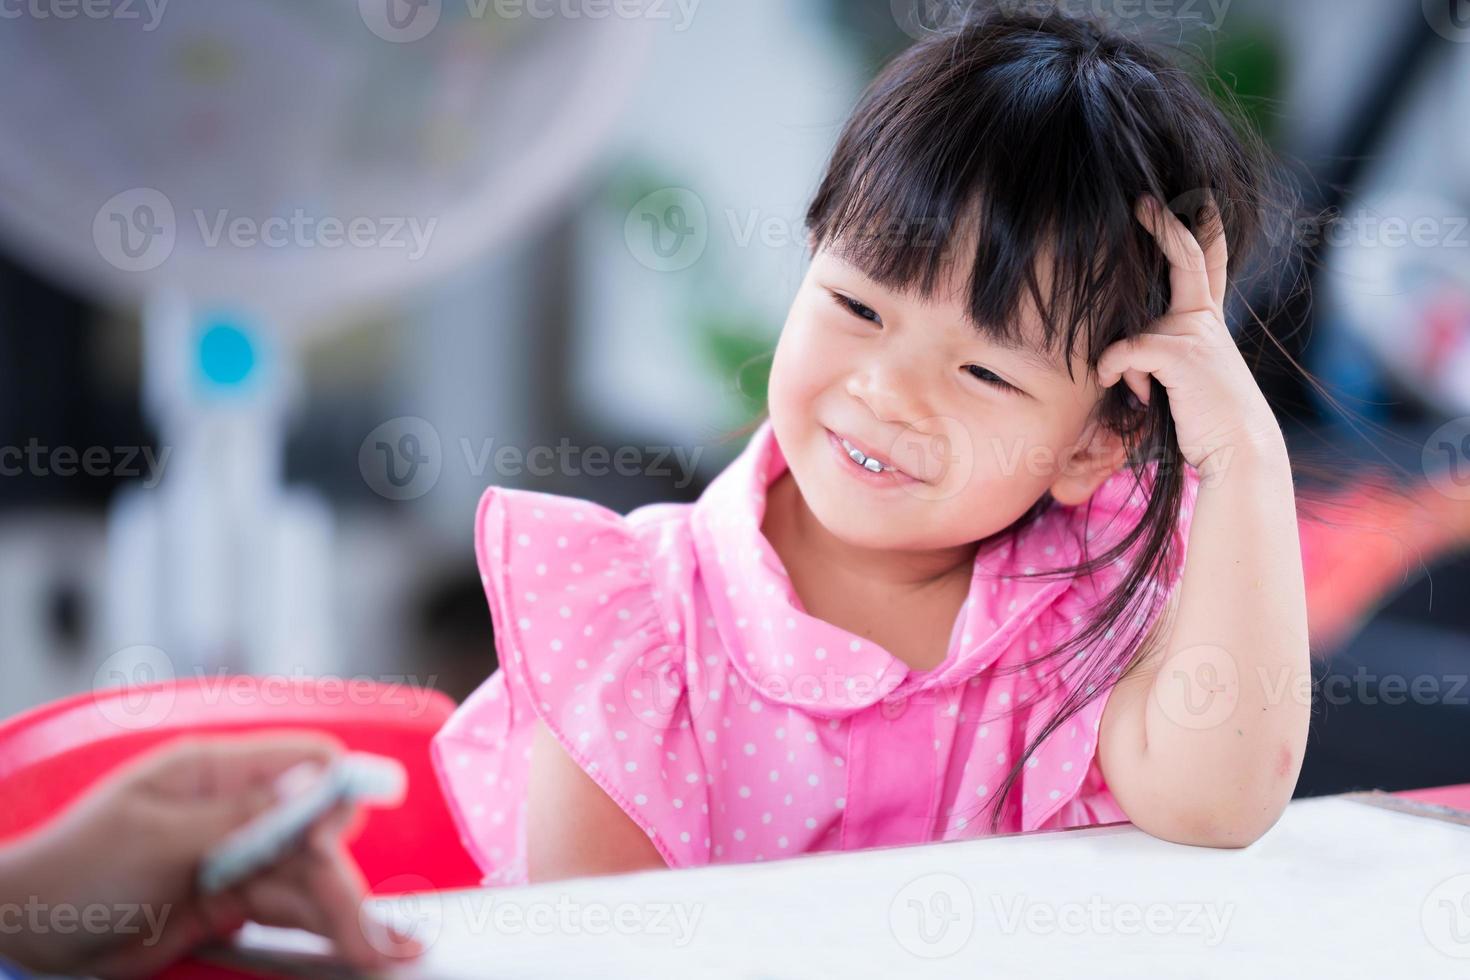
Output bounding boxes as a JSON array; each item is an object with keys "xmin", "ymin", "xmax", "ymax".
[{"xmin": 222, "ymin": 793, "xmax": 1470, "ymax": 978}]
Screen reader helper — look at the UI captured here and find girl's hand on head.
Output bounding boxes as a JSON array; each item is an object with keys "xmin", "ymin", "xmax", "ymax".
[{"xmin": 1096, "ymin": 194, "xmax": 1284, "ymax": 478}]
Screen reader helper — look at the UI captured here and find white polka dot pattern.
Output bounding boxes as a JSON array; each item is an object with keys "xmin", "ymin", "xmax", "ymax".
[
  {"xmin": 432, "ymin": 487, "xmax": 711, "ymax": 883},
  {"xmin": 432, "ymin": 418, "xmax": 1201, "ymax": 886}
]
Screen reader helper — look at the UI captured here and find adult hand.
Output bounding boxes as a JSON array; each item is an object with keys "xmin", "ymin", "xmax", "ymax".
[{"xmin": 0, "ymin": 731, "xmax": 422, "ymax": 978}]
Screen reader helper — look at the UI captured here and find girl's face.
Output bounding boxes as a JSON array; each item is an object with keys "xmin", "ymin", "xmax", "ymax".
[{"xmin": 767, "ymin": 239, "xmax": 1127, "ymax": 553}]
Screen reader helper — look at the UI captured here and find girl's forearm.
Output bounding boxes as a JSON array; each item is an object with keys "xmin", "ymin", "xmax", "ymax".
[{"xmin": 1138, "ymin": 433, "xmax": 1312, "ymax": 842}]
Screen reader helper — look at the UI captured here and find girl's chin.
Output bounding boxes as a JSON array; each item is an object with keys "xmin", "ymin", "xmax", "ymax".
[{"xmin": 796, "ymin": 480, "xmax": 924, "ymax": 545}]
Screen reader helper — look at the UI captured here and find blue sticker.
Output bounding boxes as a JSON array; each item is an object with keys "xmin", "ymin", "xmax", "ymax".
[{"xmin": 197, "ymin": 318, "xmax": 256, "ymax": 387}]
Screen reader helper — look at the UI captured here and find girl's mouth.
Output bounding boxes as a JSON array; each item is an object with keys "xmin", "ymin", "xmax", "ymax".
[{"xmin": 825, "ymin": 428, "xmax": 924, "ymax": 487}]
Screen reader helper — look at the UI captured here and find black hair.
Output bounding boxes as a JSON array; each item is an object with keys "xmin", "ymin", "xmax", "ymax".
[{"xmin": 723, "ymin": 4, "xmax": 1305, "ymax": 832}]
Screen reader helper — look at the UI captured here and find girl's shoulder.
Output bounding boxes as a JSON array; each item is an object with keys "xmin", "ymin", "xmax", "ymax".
[
  {"xmin": 435, "ymin": 485, "xmax": 713, "ymax": 882},
  {"xmin": 471, "ymin": 484, "xmax": 700, "ymax": 633},
  {"xmin": 472, "ymin": 483, "xmax": 692, "ymax": 567}
]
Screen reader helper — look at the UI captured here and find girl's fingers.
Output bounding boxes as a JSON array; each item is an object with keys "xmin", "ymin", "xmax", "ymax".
[
  {"xmin": 1097, "ymin": 331, "xmax": 1200, "ymax": 394},
  {"xmin": 1135, "ymin": 195, "xmax": 1217, "ymax": 316},
  {"xmin": 1121, "ymin": 369, "xmax": 1152, "ymax": 407},
  {"xmin": 1195, "ymin": 197, "xmax": 1230, "ymax": 308}
]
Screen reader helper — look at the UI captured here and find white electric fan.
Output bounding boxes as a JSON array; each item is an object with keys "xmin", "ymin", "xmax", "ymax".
[{"xmin": 0, "ymin": 0, "xmax": 652, "ymax": 682}]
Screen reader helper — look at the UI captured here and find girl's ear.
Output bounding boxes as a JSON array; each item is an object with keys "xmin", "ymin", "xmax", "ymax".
[{"xmin": 1048, "ymin": 419, "xmax": 1128, "ymax": 507}]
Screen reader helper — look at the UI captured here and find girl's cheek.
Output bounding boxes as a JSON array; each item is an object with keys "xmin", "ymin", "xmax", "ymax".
[
  {"xmin": 771, "ymin": 315, "xmax": 832, "ymax": 404},
  {"xmin": 765, "ymin": 330, "xmax": 797, "ymax": 414},
  {"xmin": 962, "ymin": 419, "xmax": 1058, "ymax": 495}
]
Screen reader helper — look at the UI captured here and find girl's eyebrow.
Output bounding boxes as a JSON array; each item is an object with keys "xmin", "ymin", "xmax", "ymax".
[
  {"xmin": 824, "ymin": 253, "xmax": 1064, "ymax": 378},
  {"xmin": 983, "ymin": 330, "xmax": 1066, "ymax": 378}
]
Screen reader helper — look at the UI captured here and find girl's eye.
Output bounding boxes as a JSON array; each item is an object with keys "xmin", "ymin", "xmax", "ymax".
[
  {"xmin": 965, "ymin": 364, "xmax": 1017, "ymax": 393},
  {"xmin": 831, "ymin": 291, "xmax": 880, "ymax": 324}
]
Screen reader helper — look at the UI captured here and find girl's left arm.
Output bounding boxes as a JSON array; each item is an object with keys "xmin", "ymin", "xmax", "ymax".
[{"xmin": 1094, "ymin": 195, "xmax": 1312, "ymax": 848}]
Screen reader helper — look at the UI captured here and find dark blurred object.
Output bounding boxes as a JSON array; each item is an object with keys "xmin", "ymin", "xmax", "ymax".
[
  {"xmin": 0, "ymin": 255, "xmax": 150, "ymax": 508},
  {"xmin": 1297, "ymin": 548, "xmax": 1470, "ymax": 796},
  {"xmin": 1250, "ymin": 8, "xmax": 1443, "ymax": 436}
]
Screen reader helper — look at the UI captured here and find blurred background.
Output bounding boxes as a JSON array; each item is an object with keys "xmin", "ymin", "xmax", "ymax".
[{"xmin": 1, "ymin": 0, "xmax": 1468, "ymax": 800}]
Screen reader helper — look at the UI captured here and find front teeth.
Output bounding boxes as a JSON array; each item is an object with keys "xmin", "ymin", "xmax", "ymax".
[{"xmin": 841, "ymin": 437, "xmax": 890, "ymax": 474}]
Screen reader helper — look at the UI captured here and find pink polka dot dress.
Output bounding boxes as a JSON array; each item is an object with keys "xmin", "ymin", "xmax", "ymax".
[{"xmin": 432, "ymin": 417, "xmax": 1201, "ymax": 886}]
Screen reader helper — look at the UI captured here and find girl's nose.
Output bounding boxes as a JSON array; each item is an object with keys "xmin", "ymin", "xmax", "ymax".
[{"xmin": 845, "ymin": 350, "xmax": 927, "ymax": 426}]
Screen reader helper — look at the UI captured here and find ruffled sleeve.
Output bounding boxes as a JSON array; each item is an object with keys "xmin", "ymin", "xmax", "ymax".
[
  {"xmin": 430, "ymin": 486, "xmax": 711, "ymax": 886},
  {"xmin": 1014, "ymin": 461, "xmax": 1204, "ymax": 832}
]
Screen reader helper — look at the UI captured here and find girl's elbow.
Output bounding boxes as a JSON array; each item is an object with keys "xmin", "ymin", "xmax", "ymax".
[
  {"xmin": 1157, "ymin": 799, "xmax": 1288, "ymax": 849},
  {"xmin": 1131, "ymin": 787, "xmax": 1290, "ymax": 849}
]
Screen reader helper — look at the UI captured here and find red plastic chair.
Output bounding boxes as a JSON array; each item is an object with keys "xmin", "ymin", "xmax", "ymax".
[{"xmin": 0, "ymin": 676, "xmax": 481, "ymax": 895}]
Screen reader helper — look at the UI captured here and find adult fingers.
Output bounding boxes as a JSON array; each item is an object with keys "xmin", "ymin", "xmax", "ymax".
[
  {"xmin": 148, "ymin": 732, "xmax": 344, "ymax": 852},
  {"xmin": 142, "ymin": 730, "xmax": 344, "ymax": 799},
  {"xmin": 256, "ymin": 838, "xmax": 422, "ymax": 968}
]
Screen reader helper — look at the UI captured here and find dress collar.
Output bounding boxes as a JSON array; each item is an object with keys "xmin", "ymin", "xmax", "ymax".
[{"xmin": 688, "ymin": 417, "xmax": 1166, "ymax": 717}]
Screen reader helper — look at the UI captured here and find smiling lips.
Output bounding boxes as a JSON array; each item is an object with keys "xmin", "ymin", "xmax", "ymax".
[
  {"xmin": 827, "ymin": 428, "xmax": 924, "ymax": 484},
  {"xmin": 840, "ymin": 435, "xmax": 893, "ymax": 473}
]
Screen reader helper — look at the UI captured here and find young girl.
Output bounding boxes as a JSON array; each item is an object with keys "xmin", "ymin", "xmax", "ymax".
[{"xmin": 433, "ymin": 8, "xmax": 1310, "ymax": 887}]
